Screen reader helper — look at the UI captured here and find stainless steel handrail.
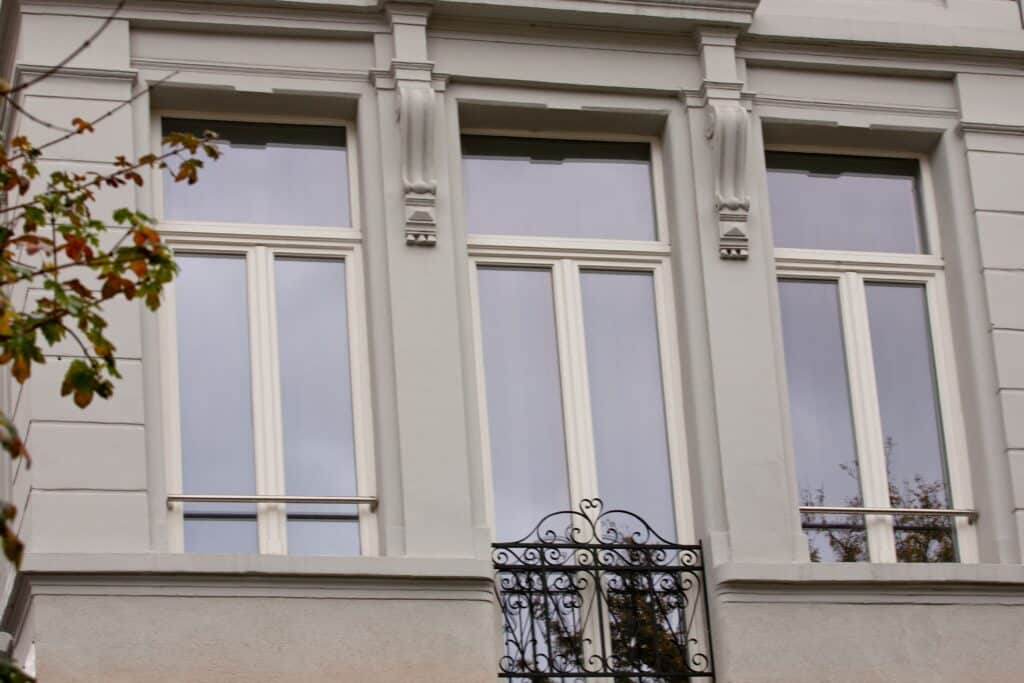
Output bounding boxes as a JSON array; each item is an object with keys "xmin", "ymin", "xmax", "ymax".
[
  {"xmin": 167, "ymin": 494, "xmax": 378, "ymax": 512},
  {"xmin": 799, "ymin": 505, "xmax": 977, "ymax": 524}
]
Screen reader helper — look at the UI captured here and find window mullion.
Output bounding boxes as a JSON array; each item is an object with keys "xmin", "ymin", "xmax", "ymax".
[
  {"xmin": 839, "ymin": 272, "xmax": 897, "ymax": 562},
  {"xmin": 345, "ymin": 248, "xmax": 379, "ymax": 556},
  {"xmin": 924, "ymin": 274, "xmax": 978, "ymax": 562},
  {"xmin": 247, "ymin": 246, "xmax": 287, "ymax": 555},
  {"xmin": 161, "ymin": 278, "xmax": 185, "ymax": 552},
  {"xmin": 552, "ymin": 259, "xmax": 599, "ymax": 506},
  {"xmin": 652, "ymin": 261, "xmax": 696, "ymax": 544}
]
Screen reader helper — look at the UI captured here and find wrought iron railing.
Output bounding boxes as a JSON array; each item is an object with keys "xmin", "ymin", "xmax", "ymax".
[{"xmin": 492, "ymin": 499, "xmax": 714, "ymax": 681}]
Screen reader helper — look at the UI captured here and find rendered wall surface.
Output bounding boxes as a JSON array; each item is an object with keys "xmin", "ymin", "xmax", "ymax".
[{"xmin": 0, "ymin": 0, "xmax": 1023, "ymax": 680}]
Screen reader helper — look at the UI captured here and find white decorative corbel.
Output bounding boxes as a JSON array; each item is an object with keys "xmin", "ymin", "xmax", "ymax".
[
  {"xmin": 705, "ymin": 102, "xmax": 750, "ymax": 260},
  {"xmin": 398, "ymin": 82, "xmax": 437, "ymax": 246}
]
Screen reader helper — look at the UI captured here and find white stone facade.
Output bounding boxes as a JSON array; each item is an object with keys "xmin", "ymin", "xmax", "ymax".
[{"xmin": 1, "ymin": 0, "xmax": 1023, "ymax": 681}]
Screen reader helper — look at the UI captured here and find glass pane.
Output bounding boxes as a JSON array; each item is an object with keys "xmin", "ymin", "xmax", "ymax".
[
  {"xmin": 462, "ymin": 136, "xmax": 656, "ymax": 240},
  {"xmin": 865, "ymin": 282, "xmax": 957, "ymax": 562},
  {"xmin": 477, "ymin": 267, "xmax": 571, "ymax": 541},
  {"xmin": 580, "ymin": 271, "xmax": 675, "ymax": 540},
  {"xmin": 287, "ymin": 512, "xmax": 361, "ymax": 557},
  {"xmin": 175, "ymin": 254, "xmax": 258, "ymax": 552},
  {"xmin": 275, "ymin": 258, "xmax": 360, "ymax": 556},
  {"xmin": 766, "ymin": 152, "xmax": 924, "ymax": 253},
  {"xmin": 184, "ymin": 518, "xmax": 258, "ymax": 554},
  {"xmin": 778, "ymin": 279, "xmax": 867, "ymax": 562},
  {"xmin": 163, "ymin": 119, "xmax": 350, "ymax": 226}
]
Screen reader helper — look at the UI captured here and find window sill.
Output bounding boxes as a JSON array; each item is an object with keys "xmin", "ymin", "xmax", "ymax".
[
  {"xmin": 712, "ymin": 561, "xmax": 1024, "ymax": 603},
  {"xmin": 16, "ymin": 552, "xmax": 493, "ymax": 582}
]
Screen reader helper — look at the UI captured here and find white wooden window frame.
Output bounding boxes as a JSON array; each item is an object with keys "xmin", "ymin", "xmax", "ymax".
[
  {"xmin": 464, "ymin": 130, "xmax": 696, "ymax": 544},
  {"xmin": 770, "ymin": 146, "xmax": 978, "ymax": 563},
  {"xmin": 154, "ymin": 111, "xmax": 377, "ymax": 556}
]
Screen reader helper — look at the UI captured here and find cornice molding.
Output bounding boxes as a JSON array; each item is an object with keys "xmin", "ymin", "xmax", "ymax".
[
  {"xmin": 15, "ymin": 64, "xmax": 138, "ymax": 83},
  {"xmin": 131, "ymin": 57, "xmax": 369, "ymax": 85},
  {"xmin": 739, "ymin": 33, "xmax": 1024, "ymax": 72},
  {"xmin": 958, "ymin": 121, "xmax": 1024, "ymax": 137},
  {"xmin": 754, "ymin": 94, "xmax": 959, "ymax": 120}
]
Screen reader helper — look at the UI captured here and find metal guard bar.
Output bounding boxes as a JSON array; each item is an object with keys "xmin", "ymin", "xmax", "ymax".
[
  {"xmin": 167, "ymin": 494, "xmax": 378, "ymax": 512},
  {"xmin": 800, "ymin": 505, "xmax": 978, "ymax": 524}
]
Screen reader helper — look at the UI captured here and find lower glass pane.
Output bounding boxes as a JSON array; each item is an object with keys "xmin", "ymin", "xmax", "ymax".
[
  {"xmin": 865, "ymin": 282, "xmax": 957, "ymax": 563},
  {"xmin": 286, "ymin": 512, "xmax": 360, "ymax": 556},
  {"xmin": 778, "ymin": 279, "xmax": 866, "ymax": 563},
  {"xmin": 184, "ymin": 516, "xmax": 259, "ymax": 554},
  {"xmin": 894, "ymin": 517, "xmax": 957, "ymax": 563},
  {"xmin": 275, "ymin": 257, "xmax": 361, "ymax": 556},
  {"xmin": 477, "ymin": 267, "xmax": 571, "ymax": 542},
  {"xmin": 800, "ymin": 513, "xmax": 868, "ymax": 563},
  {"xmin": 175, "ymin": 254, "xmax": 259, "ymax": 553},
  {"xmin": 580, "ymin": 270, "xmax": 676, "ymax": 540}
]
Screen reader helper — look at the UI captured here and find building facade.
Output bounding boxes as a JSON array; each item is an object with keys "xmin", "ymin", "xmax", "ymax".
[{"xmin": 1, "ymin": 0, "xmax": 1024, "ymax": 680}]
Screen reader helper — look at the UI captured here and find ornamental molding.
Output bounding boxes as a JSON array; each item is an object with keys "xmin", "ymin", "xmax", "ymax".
[
  {"xmin": 132, "ymin": 57, "xmax": 368, "ymax": 85},
  {"xmin": 705, "ymin": 101, "xmax": 750, "ymax": 260},
  {"xmin": 398, "ymin": 81, "xmax": 439, "ymax": 246},
  {"xmin": 15, "ymin": 64, "xmax": 138, "ymax": 83},
  {"xmin": 755, "ymin": 94, "xmax": 958, "ymax": 119},
  {"xmin": 958, "ymin": 121, "xmax": 1024, "ymax": 137}
]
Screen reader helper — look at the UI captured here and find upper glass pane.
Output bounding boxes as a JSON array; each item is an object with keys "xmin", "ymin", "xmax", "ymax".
[
  {"xmin": 477, "ymin": 267, "xmax": 571, "ymax": 541},
  {"xmin": 778, "ymin": 279, "xmax": 867, "ymax": 562},
  {"xmin": 175, "ymin": 254, "xmax": 258, "ymax": 552},
  {"xmin": 766, "ymin": 152, "xmax": 925, "ymax": 253},
  {"xmin": 162, "ymin": 119, "xmax": 350, "ymax": 226},
  {"xmin": 274, "ymin": 257, "xmax": 360, "ymax": 556},
  {"xmin": 461, "ymin": 136, "xmax": 656, "ymax": 240},
  {"xmin": 865, "ymin": 282, "xmax": 956, "ymax": 562}
]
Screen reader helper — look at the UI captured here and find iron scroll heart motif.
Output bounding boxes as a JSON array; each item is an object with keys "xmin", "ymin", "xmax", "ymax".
[{"xmin": 492, "ymin": 498, "xmax": 714, "ymax": 680}]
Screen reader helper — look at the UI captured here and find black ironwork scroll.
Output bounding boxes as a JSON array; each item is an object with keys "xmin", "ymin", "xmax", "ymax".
[{"xmin": 492, "ymin": 499, "xmax": 714, "ymax": 681}]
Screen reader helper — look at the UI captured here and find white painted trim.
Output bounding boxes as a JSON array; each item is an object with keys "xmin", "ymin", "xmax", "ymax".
[
  {"xmin": 255, "ymin": 246, "xmax": 288, "ymax": 555},
  {"xmin": 921, "ymin": 273, "xmax": 978, "ymax": 563},
  {"xmin": 345, "ymin": 247, "xmax": 380, "ymax": 557},
  {"xmin": 469, "ymin": 254, "xmax": 695, "ymax": 543},
  {"xmin": 158, "ymin": 109, "xmax": 354, "ymax": 129},
  {"xmin": 653, "ymin": 262, "xmax": 698, "ymax": 545},
  {"xmin": 152, "ymin": 111, "xmax": 359, "ymax": 232},
  {"xmin": 463, "ymin": 130, "xmax": 692, "ymax": 542},
  {"xmin": 774, "ymin": 248, "xmax": 943, "ymax": 273},
  {"xmin": 770, "ymin": 146, "xmax": 976, "ymax": 562},
  {"xmin": 160, "ymin": 275, "xmax": 185, "ymax": 553},
  {"xmin": 465, "ymin": 259, "xmax": 497, "ymax": 536},
  {"xmin": 460, "ymin": 130, "xmax": 671, "ymax": 247},
  {"xmin": 776, "ymin": 264, "xmax": 979, "ymax": 563},
  {"xmin": 154, "ymin": 110, "xmax": 376, "ymax": 557}
]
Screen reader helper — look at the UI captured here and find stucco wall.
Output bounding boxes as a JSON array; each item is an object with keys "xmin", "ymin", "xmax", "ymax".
[{"xmin": 1, "ymin": 0, "xmax": 1023, "ymax": 680}]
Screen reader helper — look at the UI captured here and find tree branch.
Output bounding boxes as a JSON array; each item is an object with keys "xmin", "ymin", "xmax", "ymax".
[
  {"xmin": 14, "ymin": 70, "xmax": 180, "ymax": 163},
  {"xmin": 1, "ymin": 95, "xmax": 74, "ymax": 134},
  {"xmin": 0, "ymin": 0, "xmax": 127, "ymax": 98}
]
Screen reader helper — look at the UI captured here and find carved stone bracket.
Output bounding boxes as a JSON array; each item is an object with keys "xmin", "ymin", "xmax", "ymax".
[
  {"xmin": 705, "ymin": 102, "xmax": 750, "ymax": 260},
  {"xmin": 398, "ymin": 82, "xmax": 437, "ymax": 246}
]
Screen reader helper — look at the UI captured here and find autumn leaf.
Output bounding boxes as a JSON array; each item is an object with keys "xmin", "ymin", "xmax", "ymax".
[{"xmin": 71, "ymin": 117, "xmax": 95, "ymax": 133}]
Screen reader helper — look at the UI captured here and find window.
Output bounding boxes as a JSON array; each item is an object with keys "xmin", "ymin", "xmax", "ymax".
[
  {"xmin": 769, "ymin": 151, "xmax": 976, "ymax": 563},
  {"xmin": 159, "ymin": 117, "xmax": 376, "ymax": 556},
  {"xmin": 464, "ymin": 134, "xmax": 693, "ymax": 543}
]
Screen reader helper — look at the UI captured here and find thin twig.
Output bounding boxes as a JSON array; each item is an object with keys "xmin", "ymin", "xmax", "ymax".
[
  {"xmin": 19, "ymin": 70, "xmax": 181, "ymax": 161},
  {"xmin": 0, "ymin": 142, "xmax": 202, "ymax": 216},
  {"xmin": 59, "ymin": 323, "xmax": 100, "ymax": 366},
  {"xmin": 1, "ymin": 0, "xmax": 127, "ymax": 98},
  {"xmin": 1, "ymin": 95, "xmax": 74, "ymax": 134}
]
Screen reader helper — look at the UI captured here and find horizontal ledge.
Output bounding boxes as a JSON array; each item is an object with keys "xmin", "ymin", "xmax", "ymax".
[
  {"xmin": 167, "ymin": 494, "xmax": 378, "ymax": 511},
  {"xmin": 711, "ymin": 562, "xmax": 1024, "ymax": 596},
  {"xmin": 14, "ymin": 554, "xmax": 496, "ymax": 591},
  {"xmin": 799, "ymin": 505, "xmax": 978, "ymax": 524}
]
